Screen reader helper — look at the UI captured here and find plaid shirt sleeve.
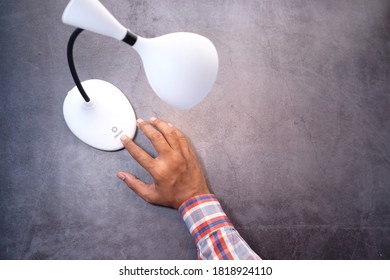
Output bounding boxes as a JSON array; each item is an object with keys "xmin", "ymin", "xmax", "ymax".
[{"xmin": 179, "ymin": 194, "xmax": 261, "ymax": 260}]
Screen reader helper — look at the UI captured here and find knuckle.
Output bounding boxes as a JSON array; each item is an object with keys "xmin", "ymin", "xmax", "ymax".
[
  {"xmin": 177, "ymin": 160, "xmax": 187, "ymax": 173},
  {"xmin": 153, "ymin": 165, "xmax": 167, "ymax": 180},
  {"xmin": 167, "ymin": 129, "xmax": 177, "ymax": 137},
  {"xmin": 178, "ymin": 135, "xmax": 188, "ymax": 144},
  {"xmin": 175, "ymin": 129, "xmax": 185, "ymax": 137},
  {"xmin": 150, "ymin": 132, "xmax": 163, "ymax": 141},
  {"xmin": 170, "ymin": 154, "xmax": 186, "ymax": 172},
  {"xmin": 154, "ymin": 118, "xmax": 162, "ymax": 125},
  {"xmin": 173, "ymin": 153, "xmax": 184, "ymax": 165},
  {"xmin": 137, "ymin": 154, "xmax": 149, "ymax": 163}
]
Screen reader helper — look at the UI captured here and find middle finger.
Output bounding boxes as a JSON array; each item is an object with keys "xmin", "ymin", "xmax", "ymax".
[{"xmin": 137, "ymin": 119, "xmax": 172, "ymax": 155}]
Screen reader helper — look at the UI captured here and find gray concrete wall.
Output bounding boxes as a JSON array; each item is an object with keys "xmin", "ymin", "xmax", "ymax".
[{"xmin": 1, "ymin": 0, "xmax": 389, "ymax": 259}]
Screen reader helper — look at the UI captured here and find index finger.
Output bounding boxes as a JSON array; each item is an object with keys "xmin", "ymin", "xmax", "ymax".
[{"xmin": 149, "ymin": 117, "xmax": 180, "ymax": 151}]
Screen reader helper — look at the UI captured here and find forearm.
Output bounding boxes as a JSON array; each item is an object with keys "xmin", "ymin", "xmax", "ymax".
[{"xmin": 179, "ymin": 194, "xmax": 261, "ymax": 260}]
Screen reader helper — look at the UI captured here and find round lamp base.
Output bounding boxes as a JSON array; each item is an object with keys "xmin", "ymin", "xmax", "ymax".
[{"xmin": 63, "ymin": 79, "xmax": 136, "ymax": 151}]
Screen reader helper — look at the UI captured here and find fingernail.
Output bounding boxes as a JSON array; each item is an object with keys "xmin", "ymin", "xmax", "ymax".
[
  {"xmin": 136, "ymin": 118, "xmax": 144, "ymax": 124},
  {"xmin": 150, "ymin": 117, "xmax": 157, "ymax": 122},
  {"xmin": 117, "ymin": 173, "xmax": 126, "ymax": 181},
  {"xmin": 120, "ymin": 134, "xmax": 128, "ymax": 142},
  {"xmin": 168, "ymin": 123, "xmax": 173, "ymax": 127}
]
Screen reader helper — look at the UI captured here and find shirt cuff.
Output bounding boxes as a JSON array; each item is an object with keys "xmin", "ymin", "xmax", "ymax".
[{"xmin": 179, "ymin": 194, "xmax": 233, "ymax": 244}]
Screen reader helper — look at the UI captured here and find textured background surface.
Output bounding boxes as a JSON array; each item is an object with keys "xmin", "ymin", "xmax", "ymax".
[{"xmin": 1, "ymin": 0, "xmax": 389, "ymax": 259}]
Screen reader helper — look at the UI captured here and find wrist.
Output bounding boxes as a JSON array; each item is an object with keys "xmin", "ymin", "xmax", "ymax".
[
  {"xmin": 177, "ymin": 192, "xmax": 212, "ymax": 210},
  {"xmin": 174, "ymin": 186, "xmax": 210, "ymax": 209},
  {"xmin": 179, "ymin": 194, "xmax": 233, "ymax": 243}
]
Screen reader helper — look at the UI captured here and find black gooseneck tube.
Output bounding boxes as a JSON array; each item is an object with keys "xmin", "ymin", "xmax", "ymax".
[
  {"xmin": 66, "ymin": 28, "xmax": 138, "ymax": 103},
  {"xmin": 67, "ymin": 28, "xmax": 90, "ymax": 102}
]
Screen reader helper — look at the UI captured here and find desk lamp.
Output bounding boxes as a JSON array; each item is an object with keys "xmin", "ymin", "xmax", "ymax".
[{"xmin": 62, "ymin": 0, "xmax": 218, "ymax": 151}]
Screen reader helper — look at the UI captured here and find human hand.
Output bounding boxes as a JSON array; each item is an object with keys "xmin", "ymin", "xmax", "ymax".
[{"xmin": 117, "ymin": 117, "xmax": 210, "ymax": 209}]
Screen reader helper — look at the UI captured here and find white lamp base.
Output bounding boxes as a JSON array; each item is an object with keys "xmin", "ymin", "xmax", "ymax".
[{"xmin": 63, "ymin": 79, "xmax": 136, "ymax": 151}]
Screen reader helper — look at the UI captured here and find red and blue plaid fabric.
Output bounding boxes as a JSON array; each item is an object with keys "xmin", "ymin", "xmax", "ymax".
[{"xmin": 179, "ymin": 194, "xmax": 261, "ymax": 260}]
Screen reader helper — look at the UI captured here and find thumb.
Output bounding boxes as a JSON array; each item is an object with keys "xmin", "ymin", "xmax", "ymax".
[{"xmin": 117, "ymin": 172, "xmax": 156, "ymax": 204}]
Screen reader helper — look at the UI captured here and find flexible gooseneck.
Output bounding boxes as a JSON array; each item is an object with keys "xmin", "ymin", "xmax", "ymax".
[
  {"xmin": 67, "ymin": 28, "xmax": 90, "ymax": 103},
  {"xmin": 66, "ymin": 28, "xmax": 138, "ymax": 103}
]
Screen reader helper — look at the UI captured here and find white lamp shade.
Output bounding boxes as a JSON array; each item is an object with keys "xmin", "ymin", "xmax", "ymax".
[
  {"xmin": 62, "ymin": 0, "xmax": 127, "ymax": 41},
  {"xmin": 133, "ymin": 33, "xmax": 218, "ymax": 109}
]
